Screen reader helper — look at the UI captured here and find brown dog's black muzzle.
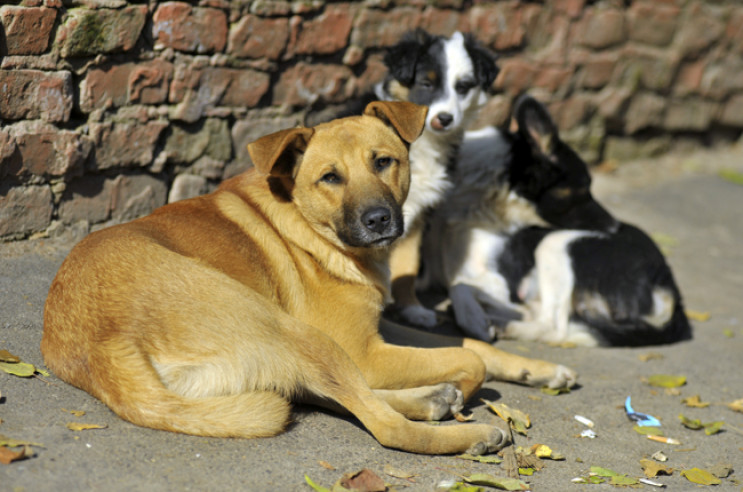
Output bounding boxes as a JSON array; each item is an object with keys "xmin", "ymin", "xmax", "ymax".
[{"xmin": 340, "ymin": 201, "xmax": 404, "ymax": 248}]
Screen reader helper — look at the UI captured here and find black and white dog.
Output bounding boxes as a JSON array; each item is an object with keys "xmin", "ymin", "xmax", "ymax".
[
  {"xmin": 371, "ymin": 30, "xmax": 499, "ymax": 328},
  {"xmin": 421, "ymin": 94, "xmax": 692, "ymax": 346}
]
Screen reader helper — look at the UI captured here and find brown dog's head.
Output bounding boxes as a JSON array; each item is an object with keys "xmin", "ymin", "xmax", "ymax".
[{"xmin": 247, "ymin": 101, "xmax": 427, "ymax": 249}]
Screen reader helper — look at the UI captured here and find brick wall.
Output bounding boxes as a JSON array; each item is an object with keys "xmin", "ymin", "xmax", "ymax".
[{"xmin": 2, "ymin": 0, "xmax": 742, "ymax": 241}]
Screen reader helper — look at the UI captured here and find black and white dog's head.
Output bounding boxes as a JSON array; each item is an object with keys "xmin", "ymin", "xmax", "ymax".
[
  {"xmin": 377, "ymin": 30, "xmax": 499, "ymax": 136},
  {"xmin": 507, "ymin": 95, "xmax": 619, "ymax": 233}
]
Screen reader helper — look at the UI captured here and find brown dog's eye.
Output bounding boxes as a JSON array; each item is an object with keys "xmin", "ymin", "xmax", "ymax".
[
  {"xmin": 374, "ymin": 157, "xmax": 394, "ymax": 172},
  {"xmin": 319, "ymin": 172, "xmax": 341, "ymax": 184}
]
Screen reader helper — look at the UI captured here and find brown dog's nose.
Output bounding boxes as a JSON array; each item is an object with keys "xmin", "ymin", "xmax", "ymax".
[{"xmin": 362, "ymin": 207, "xmax": 392, "ymax": 234}]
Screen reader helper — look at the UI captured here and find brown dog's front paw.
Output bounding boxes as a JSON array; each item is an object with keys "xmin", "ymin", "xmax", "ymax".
[{"xmin": 465, "ymin": 426, "xmax": 511, "ymax": 455}]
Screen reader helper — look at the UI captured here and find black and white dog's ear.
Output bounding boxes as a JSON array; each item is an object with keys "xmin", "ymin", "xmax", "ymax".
[
  {"xmin": 514, "ymin": 94, "xmax": 559, "ymax": 158},
  {"xmin": 463, "ymin": 33, "xmax": 500, "ymax": 90},
  {"xmin": 384, "ymin": 29, "xmax": 433, "ymax": 86}
]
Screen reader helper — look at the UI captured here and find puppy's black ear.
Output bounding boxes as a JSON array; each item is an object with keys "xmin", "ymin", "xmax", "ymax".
[
  {"xmin": 464, "ymin": 34, "xmax": 500, "ymax": 90},
  {"xmin": 384, "ymin": 29, "xmax": 432, "ymax": 86},
  {"xmin": 364, "ymin": 101, "xmax": 428, "ymax": 144},
  {"xmin": 514, "ymin": 95, "xmax": 559, "ymax": 157},
  {"xmin": 247, "ymin": 127, "xmax": 315, "ymax": 177}
]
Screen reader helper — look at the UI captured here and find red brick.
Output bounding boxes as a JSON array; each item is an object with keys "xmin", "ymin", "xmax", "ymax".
[
  {"xmin": 79, "ymin": 60, "xmax": 174, "ymax": 112},
  {"xmin": 56, "ymin": 6, "xmax": 147, "ymax": 58},
  {"xmin": 227, "ymin": 15, "xmax": 289, "ymax": 60},
  {"xmin": 274, "ymin": 62, "xmax": 354, "ymax": 106},
  {"xmin": 627, "ymin": 3, "xmax": 680, "ymax": 47},
  {"xmin": 0, "ymin": 6, "xmax": 57, "ymax": 55},
  {"xmin": 293, "ymin": 4, "xmax": 354, "ymax": 56},
  {"xmin": 89, "ymin": 121, "xmax": 168, "ymax": 170},
  {"xmin": 576, "ymin": 8, "xmax": 626, "ymax": 49},
  {"xmin": 350, "ymin": 8, "xmax": 421, "ymax": 48},
  {"xmin": 152, "ymin": 2, "xmax": 227, "ymax": 54},
  {"xmin": 0, "ymin": 70, "xmax": 73, "ymax": 123},
  {"xmin": 0, "ymin": 184, "xmax": 53, "ymax": 237}
]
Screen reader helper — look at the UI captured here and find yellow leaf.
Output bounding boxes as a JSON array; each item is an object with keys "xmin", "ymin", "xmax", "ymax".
[
  {"xmin": 480, "ymin": 399, "xmax": 531, "ymax": 435},
  {"xmin": 718, "ymin": 168, "xmax": 743, "ymax": 185},
  {"xmin": 682, "ymin": 395, "xmax": 710, "ymax": 408},
  {"xmin": 637, "ymin": 352, "xmax": 664, "ymax": 362},
  {"xmin": 681, "ymin": 468, "xmax": 722, "ymax": 485},
  {"xmin": 62, "ymin": 408, "xmax": 86, "ymax": 417},
  {"xmin": 0, "ymin": 361, "xmax": 36, "ymax": 377},
  {"xmin": 685, "ymin": 309, "xmax": 711, "ymax": 322},
  {"xmin": 0, "ymin": 350, "xmax": 21, "ymax": 363},
  {"xmin": 634, "ymin": 425, "xmax": 664, "ymax": 436},
  {"xmin": 530, "ymin": 444, "xmax": 565, "ymax": 460},
  {"xmin": 0, "ymin": 434, "xmax": 44, "ymax": 448},
  {"xmin": 703, "ymin": 421, "xmax": 724, "ymax": 435},
  {"xmin": 645, "ymin": 374, "xmax": 686, "ymax": 388},
  {"xmin": 727, "ymin": 398, "xmax": 743, "ymax": 413},
  {"xmin": 66, "ymin": 423, "xmax": 107, "ymax": 431},
  {"xmin": 679, "ymin": 414, "xmax": 703, "ymax": 430}
]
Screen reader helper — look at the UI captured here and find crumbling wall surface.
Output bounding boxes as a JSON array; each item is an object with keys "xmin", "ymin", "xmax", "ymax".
[{"xmin": 2, "ymin": 0, "xmax": 742, "ymax": 240}]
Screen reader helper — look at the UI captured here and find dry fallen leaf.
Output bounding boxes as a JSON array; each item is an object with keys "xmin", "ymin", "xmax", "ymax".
[
  {"xmin": 317, "ymin": 460, "xmax": 335, "ymax": 470},
  {"xmin": 383, "ymin": 463, "xmax": 416, "ymax": 481},
  {"xmin": 481, "ymin": 399, "xmax": 530, "ymax": 435},
  {"xmin": 337, "ymin": 468, "xmax": 386, "ymax": 492},
  {"xmin": 456, "ymin": 453, "xmax": 503, "ymax": 464},
  {"xmin": 66, "ymin": 423, "xmax": 107, "ymax": 431},
  {"xmin": 62, "ymin": 408, "xmax": 86, "ymax": 417},
  {"xmin": 460, "ymin": 472, "xmax": 529, "ymax": 490},
  {"xmin": 685, "ymin": 309, "xmax": 711, "ymax": 322},
  {"xmin": 0, "ymin": 361, "xmax": 37, "ymax": 378},
  {"xmin": 682, "ymin": 395, "xmax": 710, "ymax": 408},
  {"xmin": 645, "ymin": 374, "xmax": 687, "ymax": 388},
  {"xmin": 727, "ymin": 398, "xmax": 743, "ymax": 413},
  {"xmin": 530, "ymin": 443, "xmax": 565, "ymax": 460},
  {"xmin": 637, "ymin": 352, "xmax": 664, "ymax": 362},
  {"xmin": 0, "ymin": 434, "xmax": 43, "ymax": 448},
  {"xmin": 0, "ymin": 445, "xmax": 34, "ymax": 465},
  {"xmin": 0, "ymin": 350, "xmax": 21, "ymax": 363},
  {"xmin": 640, "ymin": 458, "xmax": 673, "ymax": 478},
  {"xmin": 681, "ymin": 467, "xmax": 722, "ymax": 485}
]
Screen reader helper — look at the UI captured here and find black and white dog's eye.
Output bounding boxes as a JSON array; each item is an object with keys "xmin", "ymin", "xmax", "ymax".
[
  {"xmin": 374, "ymin": 157, "xmax": 394, "ymax": 171},
  {"xmin": 455, "ymin": 80, "xmax": 475, "ymax": 95},
  {"xmin": 320, "ymin": 172, "xmax": 341, "ymax": 184}
]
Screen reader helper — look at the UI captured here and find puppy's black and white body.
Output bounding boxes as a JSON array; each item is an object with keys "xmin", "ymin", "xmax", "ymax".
[
  {"xmin": 374, "ymin": 30, "xmax": 499, "ymax": 328},
  {"xmin": 422, "ymin": 95, "xmax": 692, "ymax": 346}
]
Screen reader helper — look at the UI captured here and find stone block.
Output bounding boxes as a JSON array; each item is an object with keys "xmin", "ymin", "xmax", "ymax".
[
  {"xmin": 89, "ymin": 120, "xmax": 168, "ymax": 170},
  {"xmin": 349, "ymin": 8, "xmax": 421, "ymax": 49},
  {"xmin": 168, "ymin": 174, "xmax": 207, "ymax": 203},
  {"xmin": 664, "ymin": 98, "xmax": 717, "ymax": 131},
  {"xmin": 576, "ymin": 7, "xmax": 626, "ymax": 49},
  {"xmin": 719, "ymin": 93, "xmax": 743, "ymax": 127},
  {"xmin": 110, "ymin": 173, "xmax": 168, "ymax": 222},
  {"xmin": 616, "ymin": 46, "xmax": 678, "ymax": 91},
  {"xmin": 420, "ymin": 8, "xmax": 466, "ymax": 36},
  {"xmin": 0, "ymin": 6, "xmax": 57, "ymax": 55},
  {"xmin": 0, "ymin": 70, "xmax": 73, "ymax": 122},
  {"xmin": 293, "ymin": 4, "xmax": 354, "ymax": 56},
  {"xmin": 56, "ymin": 6, "xmax": 147, "ymax": 58},
  {"xmin": 0, "ymin": 184, "xmax": 53, "ymax": 237},
  {"xmin": 274, "ymin": 62, "xmax": 354, "ymax": 107},
  {"xmin": 152, "ymin": 2, "xmax": 227, "ymax": 54},
  {"xmin": 163, "ymin": 118, "xmax": 231, "ymax": 165},
  {"xmin": 579, "ymin": 52, "xmax": 618, "ymax": 89},
  {"xmin": 675, "ymin": 2, "xmax": 724, "ymax": 59},
  {"xmin": 627, "ymin": 3, "xmax": 679, "ymax": 47},
  {"xmin": 624, "ymin": 92, "xmax": 666, "ymax": 133},
  {"xmin": 227, "ymin": 15, "xmax": 289, "ymax": 60},
  {"xmin": 604, "ymin": 136, "xmax": 671, "ymax": 163},
  {"xmin": 4, "ymin": 122, "xmax": 91, "ymax": 178},
  {"xmin": 468, "ymin": 3, "xmax": 533, "ymax": 51},
  {"xmin": 79, "ymin": 59, "xmax": 174, "ymax": 112},
  {"xmin": 495, "ymin": 58, "xmax": 538, "ymax": 95},
  {"xmin": 58, "ymin": 175, "xmax": 114, "ymax": 225}
]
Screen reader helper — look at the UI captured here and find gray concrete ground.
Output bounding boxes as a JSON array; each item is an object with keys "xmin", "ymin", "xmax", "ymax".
[{"xmin": 2, "ymin": 143, "xmax": 743, "ymax": 491}]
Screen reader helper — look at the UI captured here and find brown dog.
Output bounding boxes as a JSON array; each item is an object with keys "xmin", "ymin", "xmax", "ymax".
[{"xmin": 42, "ymin": 101, "xmax": 574, "ymax": 456}]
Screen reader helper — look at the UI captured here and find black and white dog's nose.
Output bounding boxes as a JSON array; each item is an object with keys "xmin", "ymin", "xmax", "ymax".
[
  {"xmin": 362, "ymin": 207, "xmax": 392, "ymax": 233},
  {"xmin": 436, "ymin": 112, "xmax": 453, "ymax": 128}
]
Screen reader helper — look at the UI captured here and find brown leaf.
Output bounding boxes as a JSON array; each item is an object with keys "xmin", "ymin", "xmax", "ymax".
[
  {"xmin": 337, "ymin": 469, "xmax": 386, "ymax": 492},
  {"xmin": 0, "ymin": 445, "xmax": 34, "ymax": 465},
  {"xmin": 0, "ymin": 350, "xmax": 21, "ymax": 363},
  {"xmin": 640, "ymin": 458, "xmax": 673, "ymax": 478},
  {"xmin": 318, "ymin": 460, "xmax": 335, "ymax": 470}
]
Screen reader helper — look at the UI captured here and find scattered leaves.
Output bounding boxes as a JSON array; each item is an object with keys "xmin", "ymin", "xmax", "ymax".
[
  {"xmin": 685, "ymin": 310, "xmax": 711, "ymax": 322},
  {"xmin": 640, "ymin": 458, "xmax": 673, "ymax": 478},
  {"xmin": 0, "ymin": 445, "xmax": 34, "ymax": 465},
  {"xmin": 682, "ymin": 395, "xmax": 710, "ymax": 408},
  {"xmin": 456, "ymin": 453, "xmax": 503, "ymax": 464},
  {"xmin": 66, "ymin": 423, "xmax": 107, "ymax": 431},
  {"xmin": 678, "ymin": 414, "xmax": 703, "ymax": 430},
  {"xmin": 460, "ymin": 473, "xmax": 529, "ymax": 491},
  {"xmin": 383, "ymin": 463, "xmax": 416, "ymax": 481},
  {"xmin": 704, "ymin": 421, "xmax": 724, "ymax": 435},
  {"xmin": 62, "ymin": 408, "xmax": 86, "ymax": 417},
  {"xmin": 481, "ymin": 399, "xmax": 530, "ymax": 435},
  {"xmin": 530, "ymin": 444, "xmax": 565, "ymax": 460},
  {"xmin": 681, "ymin": 467, "xmax": 722, "ymax": 486},
  {"xmin": 645, "ymin": 374, "xmax": 686, "ymax": 388},
  {"xmin": 540, "ymin": 386, "xmax": 570, "ymax": 396}
]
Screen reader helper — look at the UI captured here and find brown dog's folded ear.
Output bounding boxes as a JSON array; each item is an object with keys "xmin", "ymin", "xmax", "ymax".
[
  {"xmin": 247, "ymin": 127, "xmax": 315, "ymax": 176},
  {"xmin": 363, "ymin": 101, "xmax": 428, "ymax": 144}
]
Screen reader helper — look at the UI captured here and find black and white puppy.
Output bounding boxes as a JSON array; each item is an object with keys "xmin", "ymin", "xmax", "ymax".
[
  {"xmin": 421, "ymin": 94, "xmax": 692, "ymax": 346},
  {"xmin": 374, "ymin": 29, "xmax": 499, "ymax": 328}
]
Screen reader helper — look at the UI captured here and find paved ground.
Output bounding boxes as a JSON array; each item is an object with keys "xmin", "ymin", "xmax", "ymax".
[{"xmin": 2, "ymin": 143, "xmax": 742, "ymax": 491}]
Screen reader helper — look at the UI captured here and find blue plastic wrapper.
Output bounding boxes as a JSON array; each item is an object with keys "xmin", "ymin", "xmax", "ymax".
[{"xmin": 625, "ymin": 396, "xmax": 661, "ymax": 427}]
